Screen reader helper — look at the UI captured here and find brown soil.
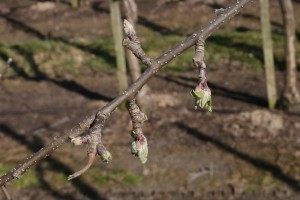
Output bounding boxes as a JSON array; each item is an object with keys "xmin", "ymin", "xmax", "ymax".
[{"xmin": 0, "ymin": 0, "xmax": 300, "ymax": 200}]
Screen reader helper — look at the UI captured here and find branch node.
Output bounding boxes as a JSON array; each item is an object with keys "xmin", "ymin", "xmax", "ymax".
[
  {"xmin": 12, "ymin": 171, "xmax": 21, "ymax": 179},
  {"xmin": 68, "ymin": 112, "xmax": 111, "ymax": 180},
  {"xmin": 89, "ymin": 112, "xmax": 107, "ymax": 135},
  {"xmin": 215, "ymin": 8, "xmax": 226, "ymax": 17}
]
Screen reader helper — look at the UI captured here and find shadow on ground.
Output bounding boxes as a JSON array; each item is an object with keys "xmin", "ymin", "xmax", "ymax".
[
  {"xmin": 0, "ymin": 31, "xmax": 113, "ymax": 102},
  {"xmin": 176, "ymin": 122, "xmax": 300, "ymax": 192}
]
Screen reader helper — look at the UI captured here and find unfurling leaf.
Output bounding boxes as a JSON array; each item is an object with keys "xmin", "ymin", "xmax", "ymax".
[
  {"xmin": 131, "ymin": 141, "xmax": 138, "ymax": 156},
  {"xmin": 191, "ymin": 81, "xmax": 212, "ymax": 112},
  {"xmin": 100, "ymin": 151, "xmax": 112, "ymax": 162},
  {"xmin": 131, "ymin": 134, "xmax": 148, "ymax": 164},
  {"xmin": 138, "ymin": 140, "xmax": 148, "ymax": 164}
]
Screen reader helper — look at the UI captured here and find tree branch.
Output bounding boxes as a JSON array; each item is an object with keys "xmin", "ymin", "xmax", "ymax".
[
  {"xmin": 68, "ymin": 113, "xmax": 111, "ymax": 180},
  {"xmin": 0, "ymin": 0, "xmax": 253, "ymax": 186},
  {"xmin": 191, "ymin": 39, "xmax": 212, "ymax": 112},
  {"xmin": 123, "ymin": 19, "xmax": 152, "ymax": 66}
]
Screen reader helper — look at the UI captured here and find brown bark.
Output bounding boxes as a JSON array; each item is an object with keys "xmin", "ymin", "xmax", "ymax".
[{"xmin": 279, "ymin": 0, "xmax": 300, "ymax": 107}]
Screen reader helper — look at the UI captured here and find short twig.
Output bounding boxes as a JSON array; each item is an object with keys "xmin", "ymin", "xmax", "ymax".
[
  {"xmin": 191, "ymin": 38, "xmax": 212, "ymax": 112},
  {"xmin": 193, "ymin": 39, "xmax": 206, "ymax": 83},
  {"xmin": 188, "ymin": 164, "xmax": 214, "ymax": 183},
  {"xmin": 128, "ymin": 99, "xmax": 148, "ymax": 163},
  {"xmin": 1, "ymin": 185, "xmax": 12, "ymax": 200},
  {"xmin": 123, "ymin": 20, "xmax": 152, "ymax": 66}
]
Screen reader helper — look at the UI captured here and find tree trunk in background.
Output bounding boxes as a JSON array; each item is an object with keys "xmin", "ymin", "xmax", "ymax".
[
  {"xmin": 279, "ymin": 0, "xmax": 300, "ymax": 109},
  {"xmin": 71, "ymin": 0, "xmax": 79, "ymax": 8},
  {"xmin": 110, "ymin": 0, "xmax": 128, "ymax": 97},
  {"xmin": 124, "ymin": 0, "xmax": 153, "ymax": 115},
  {"xmin": 259, "ymin": 0, "xmax": 277, "ymax": 109}
]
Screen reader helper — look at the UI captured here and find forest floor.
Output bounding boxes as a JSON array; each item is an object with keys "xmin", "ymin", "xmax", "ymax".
[{"xmin": 0, "ymin": 0, "xmax": 300, "ymax": 199}]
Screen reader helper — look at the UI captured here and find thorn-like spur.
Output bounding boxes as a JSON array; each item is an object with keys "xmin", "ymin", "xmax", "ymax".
[{"xmin": 67, "ymin": 153, "xmax": 96, "ymax": 180}]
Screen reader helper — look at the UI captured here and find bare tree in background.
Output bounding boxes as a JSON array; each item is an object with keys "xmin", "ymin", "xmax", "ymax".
[
  {"xmin": 123, "ymin": 0, "xmax": 152, "ymax": 114},
  {"xmin": 259, "ymin": 0, "xmax": 277, "ymax": 109},
  {"xmin": 123, "ymin": 0, "xmax": 139, "ymax": 81},
  {"xmin": 279, "ymin": 0, "xmax": 300, "ymax": 110},
  {"xmin": 110, "ymin": 0, "xmax": 129, "ymax": 97}
]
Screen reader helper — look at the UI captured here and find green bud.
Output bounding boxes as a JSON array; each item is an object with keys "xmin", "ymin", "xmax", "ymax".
[
  {"xmin": 131, "ymin": 141, "xmax": 138, "ymax": 156},
  {"xmin": 130, "ymin": 134, "xmax": 148, "ymax": 164},
  {"xmin": 97, "ymin": 144, "xmax": 112, "ymax": 163},
  {"xmin": 71, "ymin": 137, "xmax": 83, "ymax": 146},
  {"xmin": 138, "ymin": 141, "xmax": 148, "ymax": 164},
  {"xmin": 191, "ymin": 86, "xmax": 212, "ymax": 112},
  {"xmin": 100, "ymin": 151, "xmax": 112, "ymax": 162}
]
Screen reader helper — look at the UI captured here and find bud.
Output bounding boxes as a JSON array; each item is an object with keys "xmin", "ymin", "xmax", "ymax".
[
  {"xmin": 138, "ymin": 140, "xmax": 148, "ymax": 164},
  {"xmin": 215, "ymin": 8, "xmax": 226, "ymax": 17},
  {"xmin": 124, "ymin": 19, "xmax": 136, "ymax": 40},
  {"xmin": 191, "ymin": 81, "xmax": 212, "ymax": 112},
  {"xmin": 100, "ymin": 151, "xmax": 112, "ymax": 163},
  {"xmin": 130, "ymin": 134, "xmax": 148, "ymax": 164},
  {"xmin": 97, "ymin": 144, "xmax": 112, "ymax": 163},
  {"xmin": 71, "ymin": 137, "xmax": 84, "ymax": 146}
]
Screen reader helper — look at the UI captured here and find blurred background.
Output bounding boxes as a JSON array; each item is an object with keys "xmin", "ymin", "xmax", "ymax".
[{"xmin": 0, "ymin": 0, "xmax": 300, "ymax": 199}]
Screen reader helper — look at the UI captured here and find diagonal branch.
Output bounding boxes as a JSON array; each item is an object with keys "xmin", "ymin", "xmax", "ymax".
[{"xmin": 0, "ymin": 0, "xmax": 253, "ymax": 186}]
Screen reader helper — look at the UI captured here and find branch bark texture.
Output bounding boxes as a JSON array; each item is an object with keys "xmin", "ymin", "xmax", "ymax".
[{"xmin": 0, "ymin": 0, "xmax": 253, "ymax": 186}]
